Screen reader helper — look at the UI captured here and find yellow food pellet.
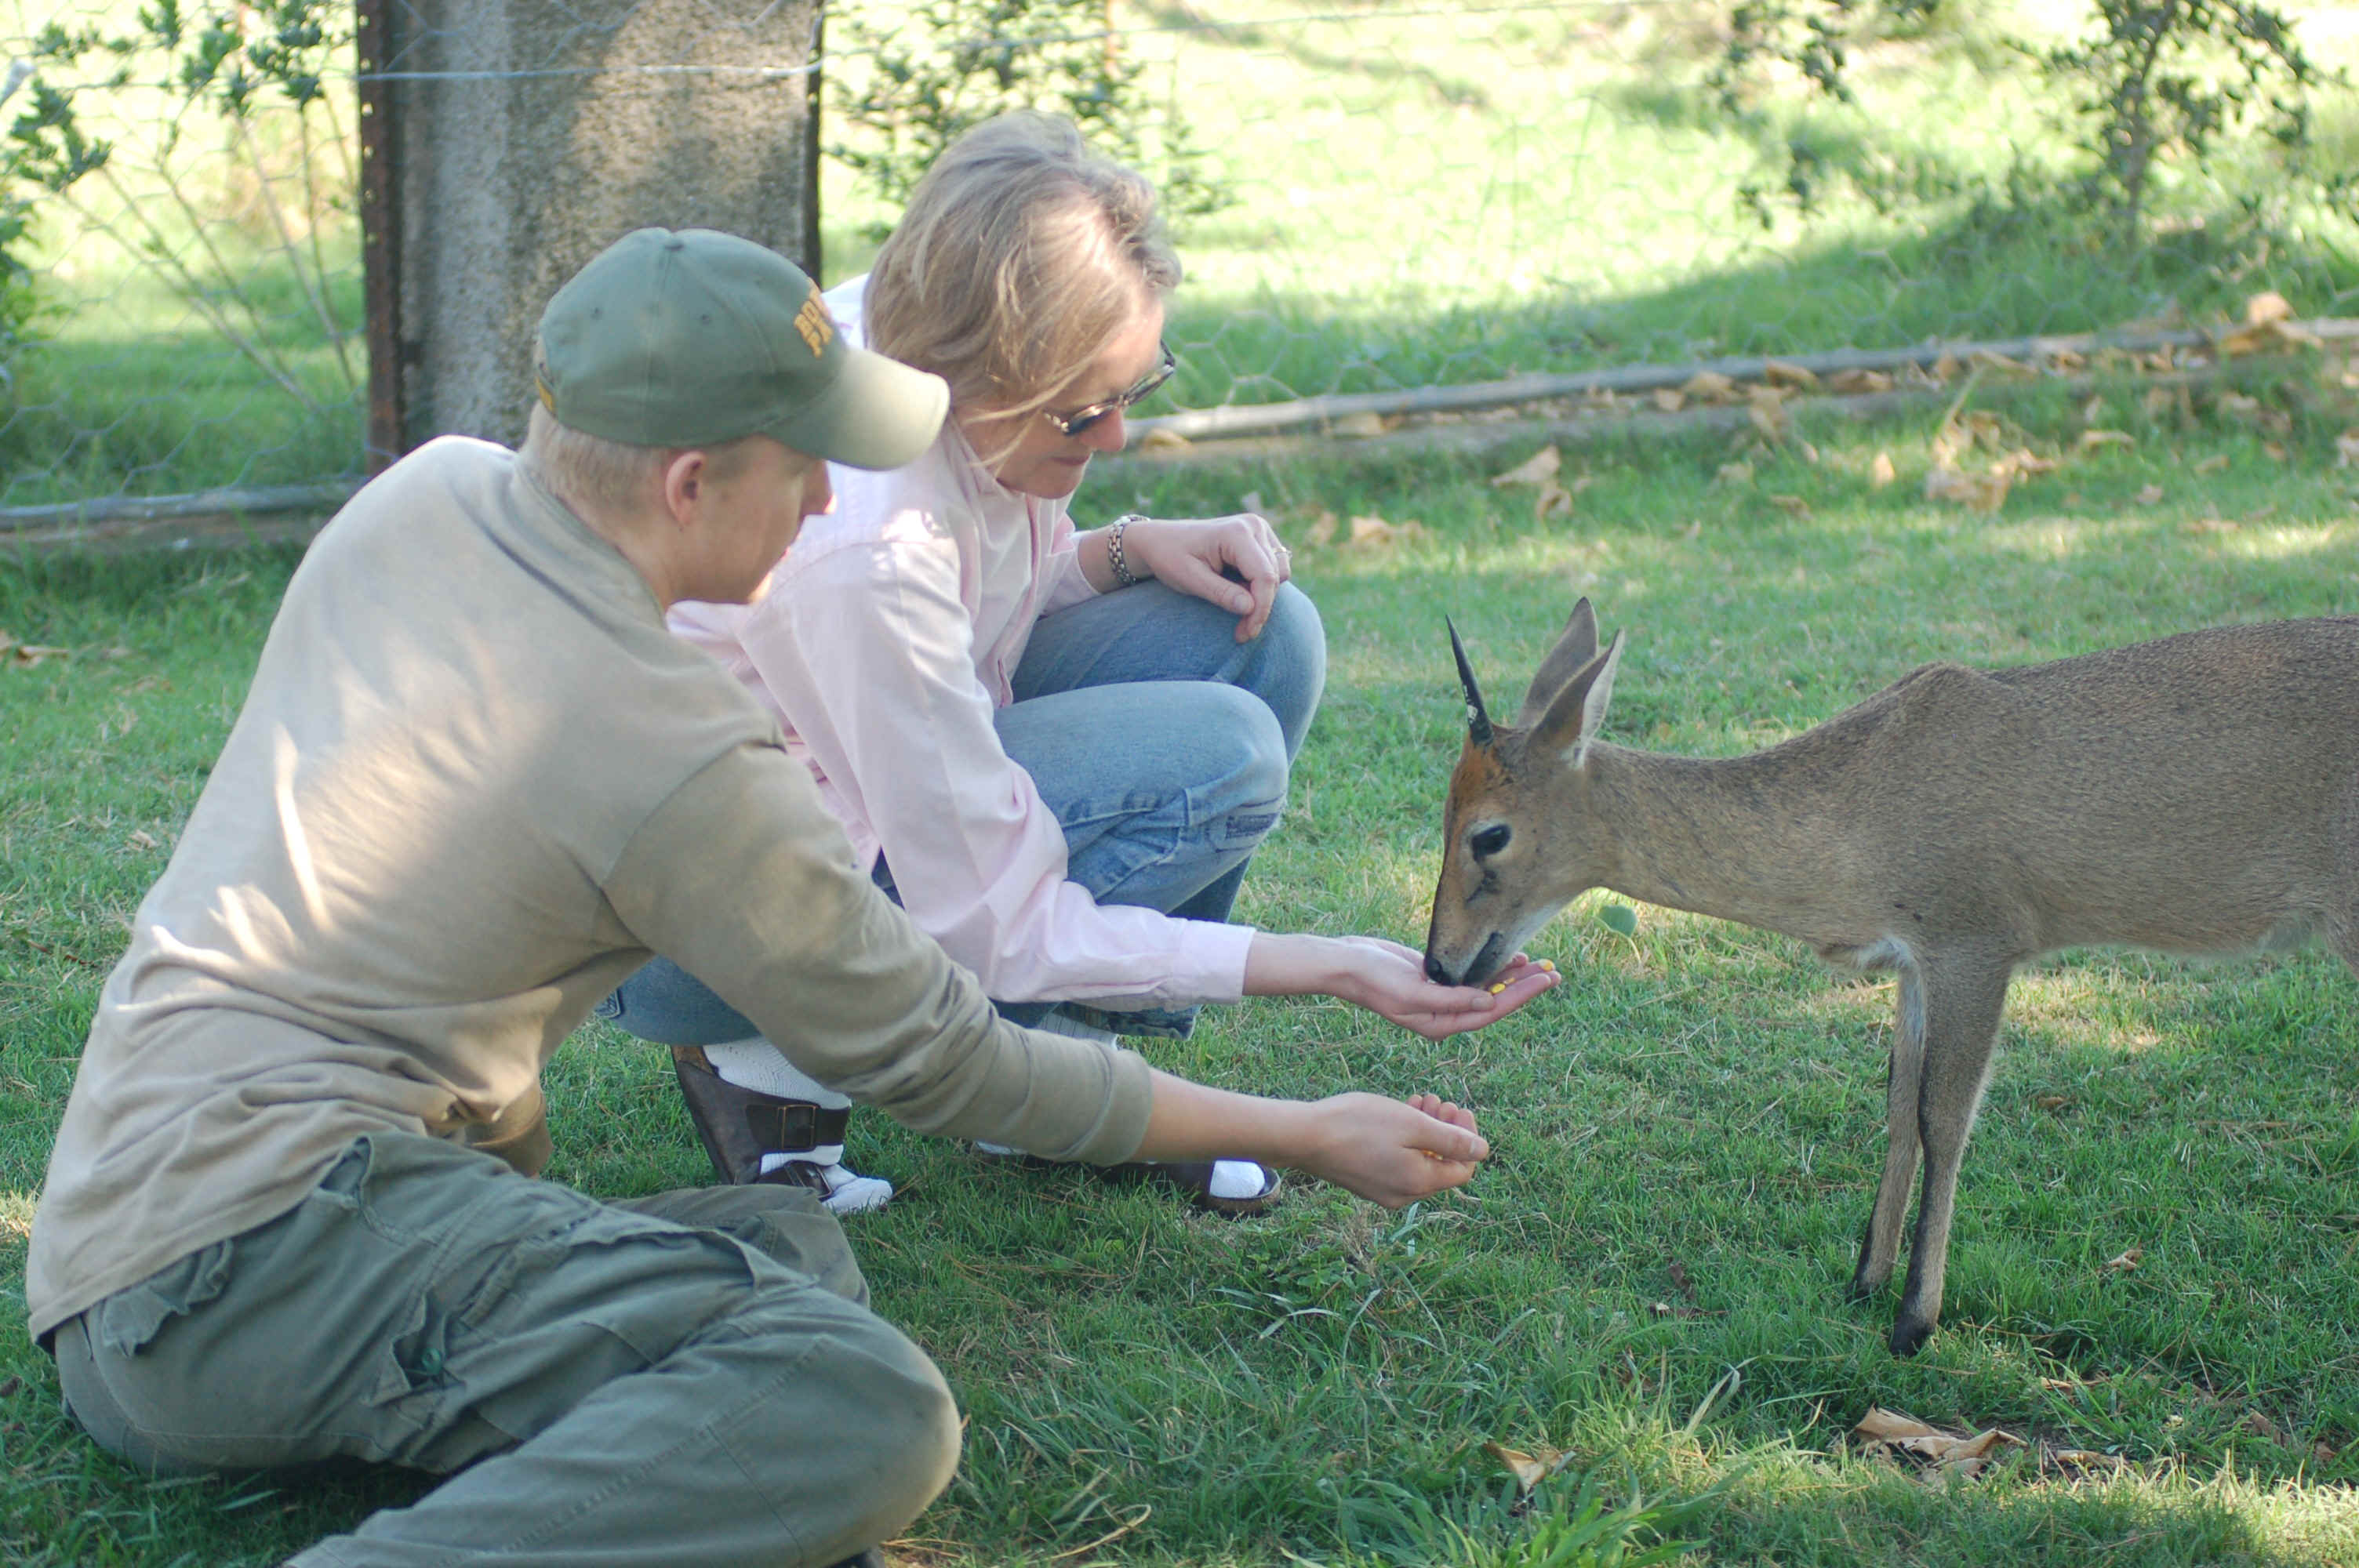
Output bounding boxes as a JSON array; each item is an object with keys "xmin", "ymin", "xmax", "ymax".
[
  {"xmin": 1488, "ymin": 982, "xmax": 1507, "ymax": 995},
  {"xmin": 1538, "ymin": 959, "xmax": 1557, "ymax": 973}
]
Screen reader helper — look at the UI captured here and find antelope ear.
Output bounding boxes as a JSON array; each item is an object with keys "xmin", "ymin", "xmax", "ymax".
[
  {"xmin": 1532, "ymin": 628, "xmax": 1624, "ymax": 768},
  {"xmin": 1515, "ymin": 598, "xmax": 1601, "ymax": 725}
]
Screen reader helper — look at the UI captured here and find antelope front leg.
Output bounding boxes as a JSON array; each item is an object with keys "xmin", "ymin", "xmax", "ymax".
[
  {"xmin": 1849, "ymin": 969, "xmax": 1925, "ymax": 1303},
  {"xmin": 1890, "ymin": 956, "xmax": 2013, "ymax": 1357}
]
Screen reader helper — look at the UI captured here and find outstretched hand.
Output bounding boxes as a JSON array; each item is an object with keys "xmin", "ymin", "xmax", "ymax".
[
  {"xmin": 1326, "ymin": 935, "xmax": 1558, "ymax": 1040},
  {"xmin": 1299, "ymin": 1091, "xmax": 1489, "ymax": 1208},
  {"xmin": 1119, "ymin": 514, "xmax": 1292, "ymax": 641}
]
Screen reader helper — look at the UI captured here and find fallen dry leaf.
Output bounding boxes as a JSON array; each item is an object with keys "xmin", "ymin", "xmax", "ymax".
[
  {"xmin": 1828, "ymin": 368, "xmax": 1893, "ymax": 396},
  {"xmin": 1681, "ymin": 370, "xmax": 1739, "ymax": 404},
  {"xmin": 2245, "ymin": 290, "xmax": 2293, "ymax": 326},
  {"xmin": 2034, "ymin": 1094, "xmax": 2070, "ymax": 1111},
  {"xmin": 1715, "ymin": 460, "xmax": 1754, "ymax": 487},
  {"xmin": 2047, "ymin": 348, "xmax": 2088, "ymax": 372},
  {"xmin": 1762, "ymin": 360, "xmax": 1819, "ymax": 390},
  {"xmin": 1747, "ymin": 395, "xmax": 1791, "ymax": 444},
  {"xmin": 1491, "ymin": 445, "xmax": 1562, "ymax": 488},
  {"xmin": 2079, "ymin": 429, "xmax": 2135, "ymax": 450},
  {"xmin": 2192, "ymin": 453, "xmax": 2230, "ymax": 475},
  {"xmin": 2134, "ymin": 485, "xmax": 2165, "ymax": 505},
  {"xmin": 1329, "ymin": 410, "xmax": 1394, "ymax": 439},
  {"xmin": 1870, "ymin": 451, "xmax": 1897, "ymax": 488},
  {"xmin": 1343, "ymin": 514, "xmax": 1425, "ymax": 548},
  {"xmin": 2081, "ymin": 395, "xmax": 2109, "ymax": 423},
  {"xmin": 2001, "ymin": 449, "xmax": 2060, "ymax": 477},
  {"xmin": 2046, "ymin": 1447, "xmax": 2128, "ymax": 1475},
  {"xmin": 1136, "ymin": 426, "xmax": 1192, "ymax": 454},
  {"xmin": 1933, "ymin": 410, "xmax": 2010, "ymax": 468},
  {"xmin": 2337, "ymin": 430, "xmax": 2359, "ymax": 469},
  {"xmin": 4, "ymin": 637, "xmax": 73, "ymax": 669},
  {"xmin": 2243, "ymin": 1411, "xmax": 2281, "ymax": 1443},
  {"xmin": 1533, "ymin": 481, "xmax": 1576, "ymax": 521},
  {"xmin": 1652, "ymin": 388, "xmax": 1685, "ymax": 413},
  {"xmin": 127, "ymin": 829, "xmax": 158, "ymax": 851},
  {"xmin": 2264, "ymin": 441, "xmax": 2288, "ymax": 462},
  {"xmin": 1932, "ymin": 352, "xmax": 1963, "ymax": 383},
  {"xmin": 2186, "ymin": 517, "xmax": 2238, "ymax": 535},
  {"xmin": 1483, "ymin": 1440, "xmax": 1572, "ymax": 1495},
  {"xmin": 1768, "ymin": 494, "xmax": 1812, "ymax": 518},
  {"xmin": 1968, "ymin": 349, "xmax": 2037, "ymax": 380},
  {"xmin": 2216, "ymin": 390, "xmax": 2263, "ymax": 419},
  {"xmin": 2103, "ymin": 1246, "xmax": 2145, "ymax": 1273},
  {"xmin": 2143, "ymin": 386, "xmax": 2182, "ymax": 417},
  {"xmin": 1304, "ymin": 510, "xmax": 1339, "ymax": 546},
  {"xmin": 1852, "ymin": 1407, "xmax": 2025, "ymax": 1481},
  {"xmin": 1925, "ymin": 465, "xmax": 2011, "ymax": 514}
]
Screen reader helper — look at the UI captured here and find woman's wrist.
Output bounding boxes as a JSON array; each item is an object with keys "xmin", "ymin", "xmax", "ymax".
[
  {"xmin": 1241, "ymin": 931, "xmax": 1350, "ymax": 998},
  {"xmin": 1107, "ymin": 514, "xmax": 1149, "ymax": 588}
]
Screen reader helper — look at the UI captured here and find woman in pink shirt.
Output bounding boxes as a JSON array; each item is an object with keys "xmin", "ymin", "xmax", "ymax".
[{"xmin": 602, "ymin": 113, "xmax": 1552, "ymax": 1214}]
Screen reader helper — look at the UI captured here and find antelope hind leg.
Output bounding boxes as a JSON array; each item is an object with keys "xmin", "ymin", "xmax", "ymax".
[
  {"xmin": 1849, "ymin": 966, "xmax": 1926, "ymax": 1302},
  {"xmin": 1890, "ymin": 955, "xmax": 2013, "ymax": 1356}
]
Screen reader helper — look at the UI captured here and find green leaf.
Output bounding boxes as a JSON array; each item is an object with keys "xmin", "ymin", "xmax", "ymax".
[{"xmin": 1600, "ymin": 904, "xmax": 1639, "ymax": 937}]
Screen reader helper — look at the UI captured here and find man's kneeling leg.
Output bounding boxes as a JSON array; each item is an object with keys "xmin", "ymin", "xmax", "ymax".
[{"xmin": 53, "ymin": 1132, "xmax": 958, "ymax": 1568}]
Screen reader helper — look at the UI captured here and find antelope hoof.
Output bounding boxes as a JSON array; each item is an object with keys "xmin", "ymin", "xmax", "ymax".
[{"xmin": 1888, "ymin": 1313, "xmax": 1936, "ymax": 1358}]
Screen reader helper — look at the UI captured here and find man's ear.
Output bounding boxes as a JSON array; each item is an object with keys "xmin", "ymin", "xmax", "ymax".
[{"xmin": 658, "ymin": 448, "xmax": 708, "ymax": 527}]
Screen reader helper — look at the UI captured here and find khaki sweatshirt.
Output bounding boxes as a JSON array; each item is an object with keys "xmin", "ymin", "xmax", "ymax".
[{"xmin": 27, "ymin": 437, "xmax": 1153, "ymax": 1339}]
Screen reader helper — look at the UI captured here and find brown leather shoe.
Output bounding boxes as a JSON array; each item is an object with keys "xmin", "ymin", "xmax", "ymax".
[{"xmin": 671, "ymin": 1044, "xmax": 852, "ymax": 1186}]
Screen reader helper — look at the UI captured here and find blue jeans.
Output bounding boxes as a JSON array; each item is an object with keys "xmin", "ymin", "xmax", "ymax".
[{"xmin": 601, "ymin": 579, "xmax": 1325, "ymax": 1047}]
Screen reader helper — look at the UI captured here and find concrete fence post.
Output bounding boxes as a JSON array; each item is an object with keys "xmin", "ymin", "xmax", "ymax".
[{"xmin": 363, "ymin": 0, "xmax": 823, "ymax": 456}]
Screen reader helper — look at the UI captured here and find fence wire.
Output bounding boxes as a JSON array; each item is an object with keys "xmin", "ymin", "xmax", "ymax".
[{"xmin": 3, "ymin": 1, "xmax": 2350, "ymax": 520}]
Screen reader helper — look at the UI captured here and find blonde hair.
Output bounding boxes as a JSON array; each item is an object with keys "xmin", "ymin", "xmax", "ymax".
[
  {"xmin": 864, "ymin": 112, "xmax": 1180, "ymax": 464},
  {"xmin": 520, "ymin": 404, "xmax": 772, "ymax": 514}
]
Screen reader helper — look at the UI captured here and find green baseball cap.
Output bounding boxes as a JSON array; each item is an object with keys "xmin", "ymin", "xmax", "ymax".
[{"xmin": 533, "ymin": 227, "xmax": 947, "ymax": 470}]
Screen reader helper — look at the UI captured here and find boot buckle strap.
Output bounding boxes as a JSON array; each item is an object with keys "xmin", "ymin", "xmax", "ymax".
[{"xmin": 744, "ymin": 1100, "xmax": 850, "ymax": 1154}]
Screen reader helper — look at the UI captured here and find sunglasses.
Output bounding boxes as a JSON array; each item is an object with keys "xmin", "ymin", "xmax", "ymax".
[{"xmin": 1040, "ymin": 342, "xmax": 1176, "ymax": 437}]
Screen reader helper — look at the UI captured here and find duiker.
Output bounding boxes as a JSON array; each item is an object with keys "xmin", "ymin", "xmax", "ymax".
[{"xmin": 1424, "ymin": 598, "xmax": 2359, "ymax": 1355}]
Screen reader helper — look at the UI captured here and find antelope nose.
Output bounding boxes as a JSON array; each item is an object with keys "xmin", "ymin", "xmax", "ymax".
[{"xmin": 1423, "ymin": 953, "xmax": 1455, "ymax": 985}]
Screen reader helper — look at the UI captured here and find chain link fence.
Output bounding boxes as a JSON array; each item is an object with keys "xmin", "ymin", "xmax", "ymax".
[{"xmin": 4, "ymin": 2, "xmax": 2353, "ymax": 526}]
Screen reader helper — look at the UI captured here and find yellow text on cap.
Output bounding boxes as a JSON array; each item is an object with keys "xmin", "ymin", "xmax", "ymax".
[{"xmin": 793, "ymin": 286, "xmax": 834, "ymax": 357}]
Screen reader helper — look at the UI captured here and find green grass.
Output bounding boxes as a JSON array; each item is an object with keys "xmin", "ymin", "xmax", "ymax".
[
  {"xmin": 13, "ymin": 1, "xmax": 2359, "ymax": 500},
  {"xmin": 6, "ymin": 358, "xmax": 2359, "ymax": 1563}
]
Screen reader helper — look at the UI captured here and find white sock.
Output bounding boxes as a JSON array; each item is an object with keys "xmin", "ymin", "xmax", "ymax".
[
  {"xmin": 1207, "ymin": 1160, "xmax": 1270, "ymax": 1200},
  {"xmin": 707, "ymin": 1038, "xmax": 849, "ymax": 1167}
]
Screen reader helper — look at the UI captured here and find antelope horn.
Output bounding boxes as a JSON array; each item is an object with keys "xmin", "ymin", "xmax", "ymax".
[{"xmin": 1447, "ymin": 618, "xmax": 1494, "ymax": 747}]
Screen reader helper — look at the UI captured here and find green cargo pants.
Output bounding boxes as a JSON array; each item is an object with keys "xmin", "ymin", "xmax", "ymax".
[{"xmin": 49, "ymin": 1131, "xmax": 959, "ymax": 1567}]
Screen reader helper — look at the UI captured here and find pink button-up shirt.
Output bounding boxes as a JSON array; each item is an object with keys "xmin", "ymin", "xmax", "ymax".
[{"xmin": 665, "ymin": 278, "xmax": 1254, "ymax": 1008}]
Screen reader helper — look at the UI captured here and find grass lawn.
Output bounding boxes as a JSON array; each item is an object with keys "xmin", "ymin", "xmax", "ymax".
[
  {"xmin": 10, "ymin": 1, "xmax": 2359, "ymax": 503},
  {"xmin": 5, "ymin": 358, "xmax": 2359, "ymax": 1563}
]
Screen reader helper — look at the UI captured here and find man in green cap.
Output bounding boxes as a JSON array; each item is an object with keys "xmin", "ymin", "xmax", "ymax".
[{"xmin": 25, "ymin": 226, "xmax": 1494, "ymax": 1567}]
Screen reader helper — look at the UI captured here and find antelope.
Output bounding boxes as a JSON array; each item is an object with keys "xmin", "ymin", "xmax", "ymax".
[{"xmin": 1423, "ymin": 598, "xmax": 2359, "ymax": 1356}]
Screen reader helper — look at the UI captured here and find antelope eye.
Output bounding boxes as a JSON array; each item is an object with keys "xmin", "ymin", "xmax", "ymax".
[{"xmin": 1470, "ymin": 824, "xmax": 1510, "ymax": 858}]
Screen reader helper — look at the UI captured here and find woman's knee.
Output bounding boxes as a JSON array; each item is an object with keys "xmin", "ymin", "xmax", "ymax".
[
  {"xmin": 1238, "ymin": 584, "xmax": 1325, "ymax": 754},
  {"xmin": 1189, "ymin": 684, "xmax": 1290, "ymax": 822}
]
